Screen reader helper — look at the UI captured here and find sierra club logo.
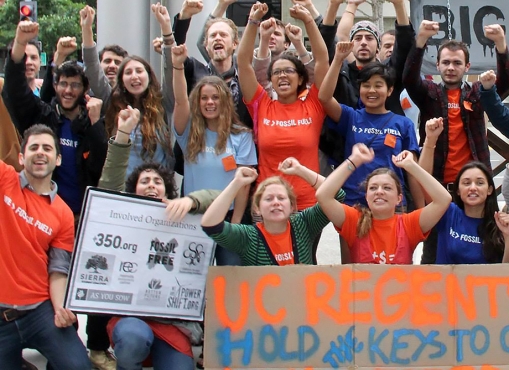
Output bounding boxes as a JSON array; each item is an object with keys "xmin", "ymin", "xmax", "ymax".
[
  {"xmin": 80, "ymin": 253, "xmax": 112, "ymax": 285},
  {"xmin": 86, "ymin": 255, "xmax": 108, "ymax": 273}
]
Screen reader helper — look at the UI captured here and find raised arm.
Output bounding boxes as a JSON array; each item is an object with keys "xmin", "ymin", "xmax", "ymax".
[
  {"xmin": 323, "ymin": 0, "xmax": 343, "ymax": 27},
  {"xmin": 292, "ymin": 0, "xmax": 320, "ymax": 20},
  {"xmin": 316, "ymin": 143, "xmax": 375, "ymax": 227},
  {"xmin": 402, "ymin": 20, "xmax": 438, "ymax": 105},
  {"xmin": 394, "ymin": 151, "xmax": 451, "ymax": 233},
  {"xmin": 495, "ymin": 212, "xmax": 509, "ymax": 263},
  {"xmin": 211, "ymin": 0, "xmax": 236, "ymax": 18},
  {"xmin": 171, "ymin": 45, "xmax": 191, "ymax": 135},
  {"xmin": 4, "ymin": 21, "xmax": 48, "ymax": 133},
  {"xmin": 286, "ymin": 24, "xmax": 312, "ymax": 65},
  {"xmin": 99, "ymin": 106, "xmax": 140, "ymax": 191},
  {"xmin": 335, "ymin": 0, "xmax": 364, "ymax": 40},
  {"xmin": 252, "ymin": 18, "xmax": 276, "ymax": 94},
  {"xmin": 484, "ymin": 24, "xmax": 509, "ymax": 98},
  {"xmin": 289, "ymin": 4, "xmax": 328, "ymax": 88},
  {"xmin": 53, "ymin": 37, "xmax": 77, "ymax": 67},
  {"xmin": 176, "ymin": 0, "xmax": 206, "ymax": 60},
  {"xmin": 318, "ymin": 41, "xmax": 353, "ymax": 121},
  {"xmin": 201, "ymin": 167, "xmax": 258, "ymax": 227},
  {"xmin": 152, "ymin": 3, "xmax": 176, "ymax": 114},
  {"xmin": 418, "ymin": 117, "xmax": 444, "ymax": 176},
  {"xmin": 257, "ymin": 18, "xmax": 276, "ymax": 61},
  {"xmin": 80, "ymin": 6, "xmax": 112, "ymax": 103},
  {"xmin": 40, "ymin": 36, "xmax": 78, "ymax": 103},
  {"xmin": 237, "ymin": 2, "xmax": 269, "ymax": 103},
  {"xmin": 172, "ymin": 0, "xmax": 201, "ymax": 46},
  {"xmin": 390, "ymin": 0, "xmax": 409, "ymax": 26},
  {"xmin": 480, "ymin": 69, "xmax": 509, "ymax": 138},
  {"xmin": 278, "ymin": 157, "xmax": 325, "ymax": 189}
]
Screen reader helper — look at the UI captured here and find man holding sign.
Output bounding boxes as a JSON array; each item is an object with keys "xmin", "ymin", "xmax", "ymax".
[{"xmin": 0, "ymin": 124, "xmax": 90, "ymax": 369}]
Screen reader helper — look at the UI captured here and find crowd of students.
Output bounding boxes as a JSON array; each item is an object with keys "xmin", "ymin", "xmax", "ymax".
[{"xmin": 2, "ymin": 0, "xmax": 509, "ymax": 369}]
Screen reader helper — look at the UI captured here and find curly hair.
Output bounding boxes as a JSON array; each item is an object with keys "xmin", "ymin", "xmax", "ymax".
[
  {"xmin": 187, "ymin": 76, "xmax": 249, "ymax": 162},
  {"xmin": 104, "ymin": 55, "xmax": 172, "ymax": 160},
  {"xmin": 452, "ymin": 162, "xmax": 504, "ymax": 263},
  {"xmin": 54, "ymin": 61, "xmax": 90, "ymax": 92},
  {"xmin": 125, "ymin": 162, "xmax": 177, "ymax": 200},
  {"xmin": 355, "ymin": 168, "xmax": 402, "ymax": 238},
  {"xmin": 267, "ymin": 54, "xmax": 309, "ymax": 96}
]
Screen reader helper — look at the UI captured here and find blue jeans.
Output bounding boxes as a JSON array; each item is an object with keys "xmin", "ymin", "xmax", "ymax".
[
  {"xmin": 214, "ymin": 209, "xmax": 242, "ymax": 266},
  {"xmin": 0, "ymin": 300, "xmax": 90, "ymax": 370},
  {"xmin": 112, "ymin": 317, "xmax": 194, "ymax": 370},
  {"xmin": 214, "ymin": 244, "xmax": 242, "ymax": 266}
]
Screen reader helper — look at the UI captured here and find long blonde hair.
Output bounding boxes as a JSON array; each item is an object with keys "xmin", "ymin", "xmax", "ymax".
[{"xmin": 187, "ymin": 76, "xmax": 247, "ymax": 162}]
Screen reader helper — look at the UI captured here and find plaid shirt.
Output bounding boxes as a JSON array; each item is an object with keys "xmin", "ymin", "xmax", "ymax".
[{"xmin": 403, "ymin": 45, "xmax": 509, "ymax": 183}]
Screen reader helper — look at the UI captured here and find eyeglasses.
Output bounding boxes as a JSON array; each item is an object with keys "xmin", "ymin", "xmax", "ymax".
[
  {"xmin": 271, "ymin": 67, "xmax": 297, "ymax": 77},
  {"xmin": 56, "ymin": 81, "xmax": 83, "ymax": 90}
]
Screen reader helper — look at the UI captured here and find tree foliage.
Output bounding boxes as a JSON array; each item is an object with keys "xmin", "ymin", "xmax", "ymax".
[{"xmin": 0, "ymin": 0, "xmax": 97, "ymax": 59}]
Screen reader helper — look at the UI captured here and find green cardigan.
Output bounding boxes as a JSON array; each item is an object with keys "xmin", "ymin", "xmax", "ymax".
[
  {"xmin": 202, "ymin": 189, "xmax": 346, "ymax": 266},
  {"xmin": 98, "ymin": 138, "xmax": 219, "ymax": 213}
]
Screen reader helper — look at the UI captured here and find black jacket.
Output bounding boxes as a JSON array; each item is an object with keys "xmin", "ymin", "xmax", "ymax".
[
  {"xmin": 318, "ymin": 21, "xmax": 416, "ymax": 165},
  {"xmin": 2, "ymin": 53, "xmax": 108, "ymax": 206}
]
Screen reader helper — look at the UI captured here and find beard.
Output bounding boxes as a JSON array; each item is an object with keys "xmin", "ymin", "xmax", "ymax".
[
  {"xmin": 57, "ymin": 94, "xmax": 83, "ymax": 113},
  {"xmin": 355, "ymin": 50, "xmax": 377, "ymax": 64},
  {"xmin": 208, "ymin": 45, "xmax": 233, "ymax": 63}
]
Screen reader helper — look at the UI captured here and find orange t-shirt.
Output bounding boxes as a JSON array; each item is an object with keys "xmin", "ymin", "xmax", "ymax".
[
  {"xmin": 443, "ymin": 89, "xmax": 473, "ymax": 183},
  {"xmin": 257, "ymin": 222, "xmax": 295, "ymax": 265},
  {"xmin": 0, "ymin": 161, "xmax": 74, "ymax": 305},
  {"xmin": 245, "ymin": 84, "xmax": 325, "ymax": 210},
  {"xmin": 335, "ymin": 205, "xmax": 427, "ymax": 264}
]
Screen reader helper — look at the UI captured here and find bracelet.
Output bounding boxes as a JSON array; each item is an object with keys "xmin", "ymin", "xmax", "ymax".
[
  {"xmin": 299, "ymin": 51, "xmax": 309, "ymax": 58},
  {"xmin": 162, "ymin": 32, "xmax": 173, "ymax": 37},
  {"xmin": 344, "ymin": 10, "xmax": 355, "ymax": 16},
  {"xmin": 304, "ymin": 19, "xmax": 313, "ymax": 25},
  {"xmin": 172, "ymin": 65, "xmax": 184, "ymax": 70},
  {"xmin": 248, "ymin": 18, "xmax": 261, "ymax": 26},
  {"xmin": 423, "ymin": 144, "xmax": 436, "ymax": 149},
  {"xmin": 346, "ymin": 158, "xmax": 357, "ymax": 171},
  {"xmin": 117, "ymin": 129, "xmax": 131, "ymax": 135},
  {"xmin": 311, "ymin": 173, "xmax": 319, "ymax": 187}
]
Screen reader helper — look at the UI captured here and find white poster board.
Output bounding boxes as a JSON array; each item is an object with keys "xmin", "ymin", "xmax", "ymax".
[{"xmin": 64, "ymin": 187, "xmax": 215, "ymax": 321}]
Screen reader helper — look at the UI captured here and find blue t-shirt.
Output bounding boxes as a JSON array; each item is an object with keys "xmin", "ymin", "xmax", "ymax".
[
  {"xmin": 174, "ymin": 122, "xmax": 257, "ymax": 197},
  {"xmin": 126, "ymin": 125, "xmax": 175, "ymax": 178},
  {"xmin": 326, "ymin": 106, "xmax": 420, "ymax": 207},
  {"xmin": 56, "ymin": 117, "xmax": 82, "ymax": 213},
  {"xmin": 435, "ymin": 203, "xmax": 486, "ymax": 264}
]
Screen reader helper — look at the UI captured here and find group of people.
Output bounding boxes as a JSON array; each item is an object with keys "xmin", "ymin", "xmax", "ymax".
[{"xmin": 2, "ymin": 0, "xmax": 509, "ymax": 369}]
